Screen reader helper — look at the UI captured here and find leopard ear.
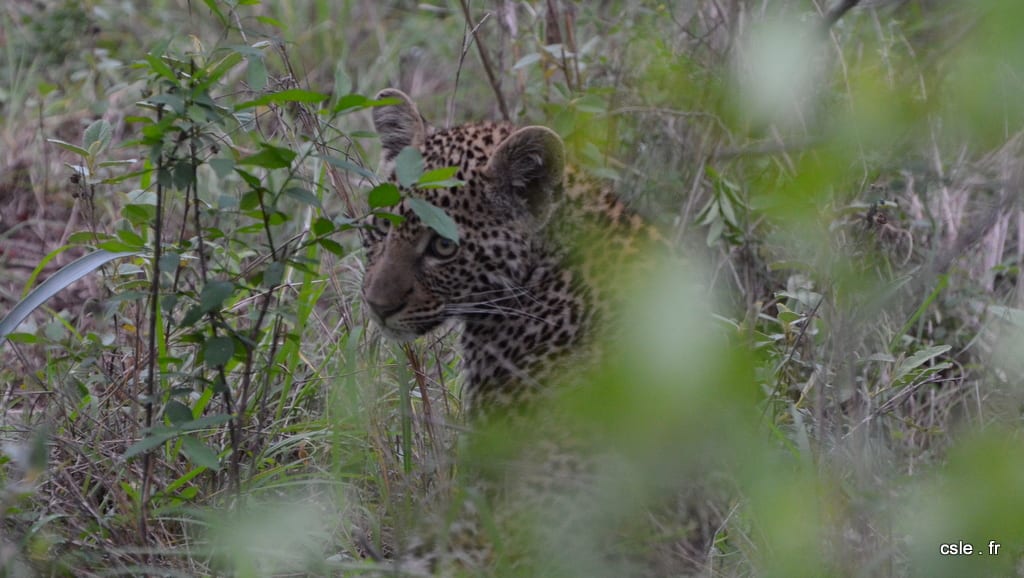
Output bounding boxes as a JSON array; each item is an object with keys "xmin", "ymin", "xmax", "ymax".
[
  {"xmin": 486, "ymin": 126, "xmax": 565, "ymax": 223},
  {"xmin": 372, "ymin": 89, "xmax": 427, "ymax": 162}
]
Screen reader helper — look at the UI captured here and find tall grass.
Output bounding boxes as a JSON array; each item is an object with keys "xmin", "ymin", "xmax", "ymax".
[{"xmin": 0, "ymin": 0, "xmax": 1022, "ymax": 576}]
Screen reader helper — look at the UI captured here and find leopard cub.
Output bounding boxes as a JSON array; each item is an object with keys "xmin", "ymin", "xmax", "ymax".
[{"xmin": 361, "ymin": 89, "xmax": 679, "ymax": 575}]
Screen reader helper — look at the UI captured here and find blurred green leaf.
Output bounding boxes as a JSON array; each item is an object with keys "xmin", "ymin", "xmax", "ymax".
[
  {"xmin": 164, "ymin": 400, "xmax": 193, "ymax": 425},
  {"xmin": 321, "ymin": 154, "xmax": 378, "ymax": 181},
  {"xmin": 204, "ymin": 336, "xmax": 235, "ymax": 368},
  {"xmin": 417, "ymin": 166, "xmax": 463, "ymax": 189},
  {"xmin": 198, "ymin": 281, "xmax": 235, "ymax": 314},
  {"xmin": 368, "ymin": 183, "xmax": 401, "ymax": 208},
  {"xmin": 312, "ymin": 217, "xmax": 334, "ymax": 237},
  {"xmin": 200, "ymin": 0, "xmax": 228, "ymax": 27},
  {"xmin": 239, "ymin": 143, "xmax": 296, "ymax": 169},
  {"xmin": 123, "ymin": 431, "xmax": 177, "ymax": 459},
  {"xmin": 143, "ymin": 53, "xmax": 178, "ymax": 84},
  {"xmin": 235, "ymin": 88, "xmax": 329, "ymax": 111},
  {"xmin": 264, "ymin": 261, "xmax": 285, "ymax": 287},
  {"xmin": 282, "ymin": 186, "xmax": 321, "ymax": 208},
  {"xmin": 246, "ymin": 55, "xmax": 267, "ymax": 91},
  {"xmin": 513, "ymin": 53, "xmax": 541, "ymax": 70},
  {"xmin": 407, "ymin": 198, "xmax": 459, "ymax": 243},
  {"xmin": 84, "ymin": 119, "xmax": 112, "ymax": 154},
  {"xmin": 395, "ymin": 146, "xmax": 424, "ymax": 188},
  {"xmin": 181, "ymin": 435, "xmax": 221, "ymax": 470},
  {"xmin": 46, "ymin": 138, "xmax": 89, "ymax": 158},
  {"xmin": 318, "ymin": 238, "xmax": 345, "ymax": 256}
]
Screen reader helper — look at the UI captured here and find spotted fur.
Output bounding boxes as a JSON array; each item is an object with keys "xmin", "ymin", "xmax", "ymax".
[
  {"xmin": 362, "ymin": 89, "xmax": 662, "ymax": 419},
  {"xmin": 359, "ymin": 89, "xmax": 692, "ymax": 576}
]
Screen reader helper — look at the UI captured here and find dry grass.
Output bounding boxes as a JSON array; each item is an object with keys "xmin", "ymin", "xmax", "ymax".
[{"xmin": 1, "ymin": 0, "xmax": 1023, "ymax": 576}]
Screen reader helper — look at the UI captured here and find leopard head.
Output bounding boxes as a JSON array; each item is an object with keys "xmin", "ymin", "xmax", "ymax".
[{"xmin": 361, "ymin": 89, "xmax": 565, "ymax": 341}]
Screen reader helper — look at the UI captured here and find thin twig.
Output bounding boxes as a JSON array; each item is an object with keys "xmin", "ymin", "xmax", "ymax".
[
  {"xmin": 610, "ymin": 106, "xmax": 731, "ymax": 136},
  {"xmin": 456, "ymin": 0, "xmax": 510, "ymax": 121},
  {"xmin": 275, "ymin": 46, "xmax": 361, "ymax": 218},
  {"xmin": 714, "ymin": 136, "xmax": 822, "ymax": 161},
  {"xmin": 402, "ymin": 343, "xmax": 438, "ymax": 453},
  {"xmin": 140, "ymin": 106, "xmax": 164, "ymax": 546},
  {"xmin": 760, "ymin": 291, "xmax": 827, "ymax": 424},
  {"xmin": 449, "ymin": 12, "xmax": 493, "ymax": 128}
]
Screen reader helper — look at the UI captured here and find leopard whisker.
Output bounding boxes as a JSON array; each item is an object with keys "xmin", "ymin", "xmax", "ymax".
[{"xmin": 444, "ymin": 304, "xmax": 555, "ymax": 325}]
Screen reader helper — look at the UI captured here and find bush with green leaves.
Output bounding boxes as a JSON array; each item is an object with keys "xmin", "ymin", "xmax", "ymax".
[{"xmin": 1, "ymin": 0, "xmax": 1023, "ymax": 576}]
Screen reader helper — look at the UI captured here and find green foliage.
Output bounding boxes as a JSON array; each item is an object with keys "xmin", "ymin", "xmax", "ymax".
[
  {"xmin": 1, "ymin": 0, "xmax": 1023, "ymax": 575},
  {"xmin": 406, "ymin": 198, "xmax": 460, "ymax": 243},
  {"xmin": 0, "ymin": 250, "xmax": 139, "ymax": 346}
]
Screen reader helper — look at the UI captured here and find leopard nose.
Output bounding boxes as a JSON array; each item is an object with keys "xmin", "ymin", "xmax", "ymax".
[{"xmin": 366, "ymin": 297, "xmax": 405, "ymax": 320}]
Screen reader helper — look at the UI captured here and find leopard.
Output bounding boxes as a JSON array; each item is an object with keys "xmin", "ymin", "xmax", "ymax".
[
  {"xmin": 363, "ymin": 88, "xmax": 662, "ymax": 418},
  {"xmin": 360, "ymin": 89, "xmax": 708, "ymax": 576}
]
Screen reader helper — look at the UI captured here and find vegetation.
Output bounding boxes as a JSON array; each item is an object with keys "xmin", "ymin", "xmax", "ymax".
[{"xmin": 0, "ymin": 0, "xmax": 1022, "ymax": 576}]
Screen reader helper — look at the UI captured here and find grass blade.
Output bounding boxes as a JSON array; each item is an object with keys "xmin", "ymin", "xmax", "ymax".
[{"xmin": 0, "ymin": 249, "xmax": 140, "ymax": 347}]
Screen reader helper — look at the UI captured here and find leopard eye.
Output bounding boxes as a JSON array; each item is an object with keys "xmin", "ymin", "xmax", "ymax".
[
  {"xmin": 373, "ymin": 216, "xmax": 392, "ymax": 236},
  {"xmin": 427, "ymin": 235, "xmax": 458, "ymax": 259}
]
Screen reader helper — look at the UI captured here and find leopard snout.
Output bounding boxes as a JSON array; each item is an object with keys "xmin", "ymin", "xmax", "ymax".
[{"xmin": 365, "ymin": 293, "xmax": 408, "ymax": 320}]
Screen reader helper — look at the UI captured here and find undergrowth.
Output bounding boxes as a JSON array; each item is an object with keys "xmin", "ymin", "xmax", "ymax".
[{"xmin": 0, "ymin": 0, "xmax": 1022, "ymax": 576}]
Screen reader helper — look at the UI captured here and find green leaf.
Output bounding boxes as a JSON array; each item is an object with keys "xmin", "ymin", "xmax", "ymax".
[
  {"xmin": 328, "ymin": 93, "xmax": 405, "ymax": 115},
  {"xmin": 235, "ymin": 169, "xmax": 263, "ymax": 191},
  {"xmin": 777, "ymin": 310, "xmax": 802, "ymax": 325},
  {"xmin": 172, "ymin": 159, "xmax": 195, "ymax": 190},
  {"xmin": 264, "ymin": 261, "xmax": 285, "ymax": 287},
  {"xmin": 98, "ymin": 240, "xmax": 141, "ymax": 253},
  {"xmin": 84, "ymin": 119, "xmax": 112, "ymax": 155},
  {"xmin": 0, "ymin": 250, "xmax": 140, "ymax": 347},
  {"xmin": 123, "ymin": 431, "xmax": 177, "ymax": 459},
  {"xmin": 200, "ymin": 0, "xmax": 228, "ymax": 26},
  {"xmin": 321, "ymin": 155, "xmax": 378, "ymax": 181},
  {"xmin": 246, "ymin": 55, "xmax": 267, "ymax": 91},
  {"xmin": 199, "ymin": 53, "xmax": 243, "ymax": 91},
  {"xmin": 98, "ymin": 158, "xmax": 139, "ymax": 169},
  {"xmin": 418, "ymin": 167, "xmax": 458, "ymax": 183},
  {"xmin": 312, "ymin": 217, "xmax": 335, "ymax": 237},
  {"xmin": 46, "ymin": 139, "xmax": 89, "ymax": 158},
  {"xmin": 407, "ymin": 198, "xmax": 459, "ymax": 243},
  {"xmin": 124, "ymin": 204, "xmax": 155, "ymax": 226},
  {"xmin": 181, "ymin": 435, "xmax": 221, "ymax": 470},
  {"xmin": 417, "ymin": 167, "xmax": 464, "ymax": 189},
  {"xmin": 333, "ymin": 65, "xmax": 352, "ymax": 98},
  {"xmin": 116, "ymin": 228, "xmax": 146, "ymax": 248},
  {"xmin": 198, "ymin": 281, "xmax": 235, "ymax": 314},
  {"xmin": 204, "ymin": 336, "xmax": 235, "ymax": 367},
  {"xmin": 283, "ymin": 186, "xmax": 322, "ymax": 209},
  {"xmin": 67, "ymin": 232, "xmax": 109, "ymax": 244},
  {"xmin": 375, "ymin": 212, "xmax": 405, "ymax": 228},
  {"xmin": 143, "ymin": 53, "xmax": 178, "ymax": 84},
  {"xmin": 146, "ymin": 93, "xmax": 186, "ymax": 115},
  {"xmin": 368, "ymin": 183, "xmax": 401, "ymax": 208},
  {"xmin": 318, "ymin": 238, "xmax": 345, "ymax": 257},
  {"xmin": 178, "ymin": 413, "xmax": 233, "ymax": 432},
  {"xmin": 37, "ymin": 81, "xmax": 57, "ymax": 97},
  {"xmin": 210, "ymin": 156, "xmax": 236, "ymax": 177},
  {"xmin": 164, "ymin": 400, "xmax": 193, "ymax": 425},
  {"xmin": 892, "ymin": 345, "xmax": 951, "ymax": 387},
  {"xmin": 574, "ymin": 93, "xmax": 607, "ymax": 114},
  {"xmin": 235, "ymin": 88, "xmax": 330, "ymax": 110},
  {"xmin": 239, "ymin": 144, "xmax": 296, "ymax": 169},
  {"xmin": 256, "ymin": 15, "xmax": 283, "ymax": 28},
  {"xmin": 330, "ymin": 93, "xmax": 369, "ymax": 114},
  {"xmin": 513, "ymin": 53, "xmax": 541, "ymax": 70},
  {"xmin": 395, "ymin": 147, "xmax": 424, "ymax": 188}
]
